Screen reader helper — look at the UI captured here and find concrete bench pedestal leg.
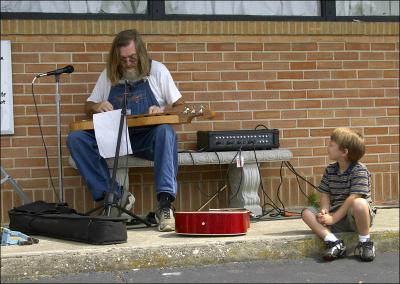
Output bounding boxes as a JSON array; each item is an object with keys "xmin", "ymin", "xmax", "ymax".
[{"xmin": 228, "ymin": 163, "xmax": 262, "ymax": 216}]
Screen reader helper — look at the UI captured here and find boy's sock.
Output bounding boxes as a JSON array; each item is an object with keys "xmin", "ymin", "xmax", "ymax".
[
  {"xmin": 324, "ymin": 233, "xmax": 339, "ymax": 243},
  {"xmin": 359, "ymin": 234, "xmax": 370, "ymax": 243}
]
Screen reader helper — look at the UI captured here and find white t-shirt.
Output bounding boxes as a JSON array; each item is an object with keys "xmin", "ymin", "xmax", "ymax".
[{"xmin": 87, "ymin": 60, "xmax": 182, "ymax": 108}]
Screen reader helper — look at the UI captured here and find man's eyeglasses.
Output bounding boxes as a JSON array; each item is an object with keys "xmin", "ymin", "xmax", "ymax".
[{"xmin": 120, "ymin": 54, "xmax": 138, "ymax": 64}]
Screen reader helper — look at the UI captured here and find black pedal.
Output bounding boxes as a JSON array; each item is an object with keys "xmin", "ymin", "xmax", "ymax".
[{"xmin": 197, "ymin": 129, "xmax": 279, "ymax": 152}]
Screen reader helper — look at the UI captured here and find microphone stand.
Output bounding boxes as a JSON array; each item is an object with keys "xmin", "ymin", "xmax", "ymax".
[
  {"xmin": 86, "ymin": 81, "xmax": 151, "ymax": 227},
  {"xmin": 55, "ymin": 74, "xmax": 64, "ymax": 202}
]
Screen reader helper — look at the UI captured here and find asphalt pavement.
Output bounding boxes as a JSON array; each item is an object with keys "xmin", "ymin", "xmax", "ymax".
[{"xmin": 5, "ymin": 251, "xmax": 399, "ymax": 283}]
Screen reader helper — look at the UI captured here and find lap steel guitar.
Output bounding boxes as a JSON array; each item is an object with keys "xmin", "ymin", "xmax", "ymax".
[{"xmin": 70, "ymin": 105, "xmax": 215, "ymax": 132}]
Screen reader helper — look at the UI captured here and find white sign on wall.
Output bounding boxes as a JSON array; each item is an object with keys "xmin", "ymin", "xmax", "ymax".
[{"xmin": 1, "ymin": 40, "xmax": 14, "ymax": 135}]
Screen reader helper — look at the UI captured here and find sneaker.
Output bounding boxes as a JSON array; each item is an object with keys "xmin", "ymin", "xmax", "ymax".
[
  {"xmin": 354, "ymin": 241, "xmax": 375, "ymax": 262},
  {"xmin": 123, "ymin": 192, "xmax": 135, "ymax": 211},
  {"xmin": 155, "ymin": 207, "xmax": 175, "ymax": 232},
  {"xmin": 323, "ymin": 240, "xmax": 346, "ymax": 261}
]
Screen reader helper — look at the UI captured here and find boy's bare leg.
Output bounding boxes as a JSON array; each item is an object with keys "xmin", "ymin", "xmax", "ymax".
[
  {"xmin": 302, "ymin": 209, "xmax": 331, "ymax": 239},
  {"xmin": 351, "ymin": 198, "xmax": 370, "ymax": 236}
]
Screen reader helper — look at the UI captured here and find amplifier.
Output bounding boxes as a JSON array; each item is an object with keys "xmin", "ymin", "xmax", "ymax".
[{"xmin": 197, "ymin": 129, "xmax": 279, "ymax": 152}]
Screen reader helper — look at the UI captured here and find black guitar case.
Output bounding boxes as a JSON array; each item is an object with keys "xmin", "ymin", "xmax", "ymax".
[{"xmin": 8, "ymin": 201, "xmax": 127, "ymax": 245}]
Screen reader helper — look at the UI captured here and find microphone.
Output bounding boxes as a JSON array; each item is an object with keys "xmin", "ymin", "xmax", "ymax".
[{"xmin": 36, "ymin": 65, "xmax": 74, "ymax": 78}]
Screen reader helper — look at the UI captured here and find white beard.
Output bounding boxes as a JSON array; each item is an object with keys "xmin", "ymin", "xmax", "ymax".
[{"xmin": 123, "ymin": 68, "xmax": 141, "ymax": 82}]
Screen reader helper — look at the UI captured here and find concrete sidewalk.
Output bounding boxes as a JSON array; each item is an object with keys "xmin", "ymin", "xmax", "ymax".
[{"xmin": 1, "ymin": 208, "xmax": 398, "ymax": 281}]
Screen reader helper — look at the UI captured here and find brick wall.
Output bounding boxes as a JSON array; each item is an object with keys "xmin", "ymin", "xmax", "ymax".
[{"xmin": 1, "ymin": 20, "xmax": 399, "ymax": 224}]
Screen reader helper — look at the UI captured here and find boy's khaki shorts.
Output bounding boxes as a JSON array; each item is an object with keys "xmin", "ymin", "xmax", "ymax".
[{"xmin": 305, "ymin": 203, "xmax": 377, "ymax": 233}]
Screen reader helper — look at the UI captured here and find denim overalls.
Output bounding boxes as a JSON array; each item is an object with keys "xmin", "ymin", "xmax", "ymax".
[{"xmin": 67, "ymin": 76, "xmax": 178, "ymax": 202}]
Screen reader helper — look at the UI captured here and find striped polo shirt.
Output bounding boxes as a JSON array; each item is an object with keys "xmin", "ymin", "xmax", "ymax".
[{"xmin": 317, "ymin": 162, "xmax": 373, "ymax": 212}]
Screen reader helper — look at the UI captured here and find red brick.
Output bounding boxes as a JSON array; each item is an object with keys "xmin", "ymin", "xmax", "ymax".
[
  {"xmin": 318, "ymin": 42, "xmax": 344, "ymax": 51},
  {"xmin": 239, "ymin": 100, "xmax": 266, "ymax": 110},
  {"xmin": 324, "ymin": 118, "xmax": 350, "ymax": 127},
  {"xmin": 293, "ymin": 81, "xmax": 319, "ymax": 90},
  {"xmin": 237, "ymin": 81, "xmax": 265, "ymax": 90},
  {"xmin": 147, "ymin": 43, "xmax": 176, "ymax": 52},
  {"xmin": 267, "ymin": 100, "xmax": 294, "ymax": 109},
  {"xmin": 283, "ymin": 129, "xmax": 309, "ymax": 138},
  {"xmin": 295, "ymin": 100, "xmax": 321, "ymax": 109},
  {"xmin": 192, "ymin": 72, "xmax": 219, "ymax": 81},
  {"xmin": 253, "ymin": 111, "xmax": 280, "ymax": 119},
  {"xmin": 266, "ymin": 81, "xmax": 292, "ymax": 90},
  {"xmin": 224, "ymin": 112, "xmax": 252, "ymax": 120},
  {"xmin": 343, "ymin": 61, "xmax": 368, "ymax": 69},
  {"xmin": 178, "ymin": 62, "xmax": 207, "ymax": 71},
  {"xmin": 280, "ymin": 90, "xmax": 306, "ymax": 99},
  {"xmin": 348, "ymin": 98, "xmax": 374, "ymax": 107},
  {"xmin": 375, "ymin": 98, "xmax": 399, "ymax": 107},
  {"xmin": 360, "ymin": 52, "xmax": 384, "ymax": 60},
  {"xmin": 280, "ymin": 52, "xmax": 306, "ymax": 61},
  {"xmin": 307, "ymin": 90, "xmax": 332, "ymax": 98},
  {"xmin": 368, "ymin": 61, "xmax": 394, "ymax": 69},
  {"xmin": 85, "ymin": 43, "xmax": 110, "ymax": 52},
  {"xmin": 371, "ymin": 43, "xmax": 396, "ymax": 50},
  {"xmin": 165, "ymin": 53, "xmax": 193, "ymax": 62},
  {"xmin": 72, "ymin": 53, "xmax": 102, "ymax": 62},
  {"xmin": 292, "ymin": 43, "xmax": 318, "ymax": 51},
  {"xmin": 333, "ymin": 89, "xmax": 358, "ymax": 98},
  {"xmin": 252, "ymin": 53, "xmax": 279, "ymax": 61},
  {"xmin": 222, "ymin": 72, "xmax": 249, "ymax": 81},
  {"xmin": 278, "ymin": 71, "xmax": 303, "ymax": 80},
  {"xmin": 55, "ymin": 43, "xmax": 85, "ymax": 52},
  {"xmin": 345, "ymin": 43, "xmax": 370, "ymax": 50},
  {"xmin": 12, "ymin": 53, "xmax": 39, "ymax": 63},
  {"xmin": 320, "ymin": 80, "xmax": 346, "ymax": 89},
  {"xmin": 317, "ymin": 61, "xmax": 342, "ymax": 69},
  {"xmin": 177, "ymin": 43, "xmax": 205, "ymax": 52},
  {"xmin": 235, "ymin": 62, "xmax": 262, "ymax": 70},
  {"xmin": 372, "ymin": 80, "xmax": 398, "ymax": 88},
  {"xmin": 290, "ymin": 62, "xmax": 316, "ymax": 70},
  {"xmin": 23, "ymin": 43, "xmax": 54, "ymax": 52},
  {"xmin": 178, "ymin": 82, "xmax": 207, "ymax": 91},
  {"xmin": 308, "ymin": 109, "xmax": 334, "ymax": 118},
  {"xmin": 281, "ymin": 110, "xmax": 307, "ymax": 119},
  {"xmin": 264, "ymin": 43, "xmax": 290, "ymax": 51},
  {"xmin": 334, "ymin": 52, "xmax": 359, "ymax": 60},
  {"xmin": 224, "ymin": 52, "xmax": 251, "ymax": 61},
  {"xmin": 331, "ymin": 70, "xmax": 357, "ymax": 79},
  {"xmin": 236, "ymin": 43, "xmax": 263, "ymax": 51},
  {"xmin": 194, "ymin": 53, "xmax": 222, "ymax": 61},
  {"xmin": 207, "ymin": 43, "xmax": 235, "ymax": 51},
  {"xmin": 263, "ymin": 62, "xmax": 289, "ymax": 70},
  {"xmin": 307, "ymin": 52, "xmax": 333, "ymax": 60},
  {"xmin": 208, "ymin": 82, "xmax": 236, "ymax": 91},
  {"xmin": 207, "ymin": 62, "xmax": 235, "ymax": 71}
]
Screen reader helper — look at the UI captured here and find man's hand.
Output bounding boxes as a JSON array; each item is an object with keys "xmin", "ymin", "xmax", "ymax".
[
  {"xmin": 148, "ymin": 105, "xmax": 164, "ymax": 114},
  {"xmin": 93, "ymin": 101, "xmax": 114, "ymax": 113}
]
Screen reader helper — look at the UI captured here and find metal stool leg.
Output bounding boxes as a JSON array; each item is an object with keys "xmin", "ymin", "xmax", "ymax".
[{"xmin": 1, "ymin": 166, "xmax": 31, "ymax": 204}]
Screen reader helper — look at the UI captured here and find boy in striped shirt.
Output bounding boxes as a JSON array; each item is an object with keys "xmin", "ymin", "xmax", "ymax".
[{"xmin": 302, "ymin": 127, "xmax": 377, "ymax": 261}]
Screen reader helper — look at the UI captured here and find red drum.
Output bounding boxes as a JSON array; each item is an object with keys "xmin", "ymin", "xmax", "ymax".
[{"xmin": 175, "ymin": 208, "xmax": 250, "ymax": 236}]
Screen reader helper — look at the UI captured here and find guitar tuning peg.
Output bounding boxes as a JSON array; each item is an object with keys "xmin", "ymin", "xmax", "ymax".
[
  {"xmin": 198, "ymin": 105, "xmax": 205, "ymax": 114},
  {"xmin": 191, "ymin": 105, "xmax": 196, "ymax": 114},
  {"xmin": 183, "ymin": 106, "xmax": 190, "ymax": 114}
]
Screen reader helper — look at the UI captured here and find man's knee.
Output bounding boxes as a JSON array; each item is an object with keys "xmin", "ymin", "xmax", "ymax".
[{"xmin": 154, "ymin": 124, "xmax": 176, "ymax": 139}]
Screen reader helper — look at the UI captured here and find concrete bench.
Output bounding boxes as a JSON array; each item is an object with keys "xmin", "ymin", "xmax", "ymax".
[{"xmin": 69, "ymin": 149, "xmax": 292, "ymax": 216}]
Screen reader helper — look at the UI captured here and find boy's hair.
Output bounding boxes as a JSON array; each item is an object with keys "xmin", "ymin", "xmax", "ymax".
[{"xmin": 330, "ymin": 127, "xmax": 365, "ymax": 162}]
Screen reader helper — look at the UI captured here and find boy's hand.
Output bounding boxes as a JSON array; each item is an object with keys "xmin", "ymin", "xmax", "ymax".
[{"xmin": 318, "ymin": 213, "xmax": 334, "ymax": 226}]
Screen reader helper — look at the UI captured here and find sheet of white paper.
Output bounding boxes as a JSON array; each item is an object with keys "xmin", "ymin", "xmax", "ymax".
[{"xmin": 93, "ymin": 109, "xmax": 133, "ymax": 158}]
